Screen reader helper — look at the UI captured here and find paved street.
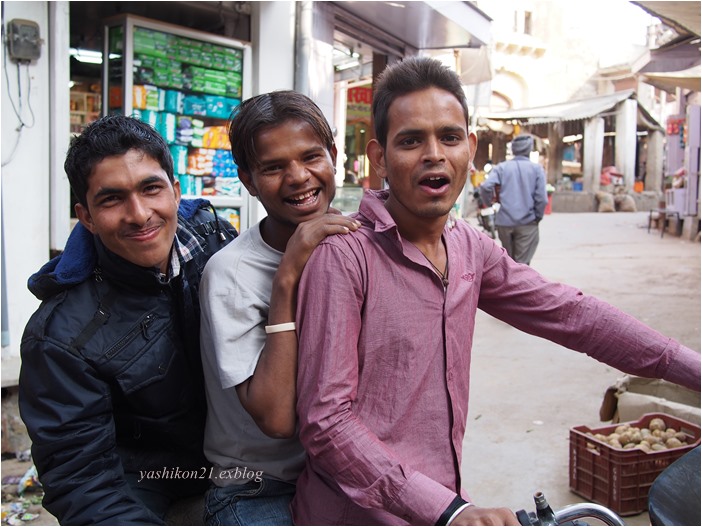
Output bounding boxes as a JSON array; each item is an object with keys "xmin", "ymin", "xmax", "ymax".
[{"xmin": 461, "ymin": 210, "xmax": 700, "ymax": 525}]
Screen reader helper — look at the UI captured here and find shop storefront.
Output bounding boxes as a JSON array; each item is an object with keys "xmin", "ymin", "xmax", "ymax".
[
  {"xmin": 1, "ymin": 0, "xmax": 492, "ymax": 374},
  {"xmin": 478, "ymin": 91, "xmax": 667, "ymax": 213}
]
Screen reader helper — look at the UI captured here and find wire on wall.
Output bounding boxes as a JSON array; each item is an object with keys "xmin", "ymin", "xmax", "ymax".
[{"xmin": 1, "ymin": 6, "xmax": 37, "ymax": 167}]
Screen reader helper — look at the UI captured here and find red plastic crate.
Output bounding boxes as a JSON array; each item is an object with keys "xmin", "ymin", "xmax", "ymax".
[{"xmin": 569, "ymin": 412, "xmax": 700, "ymax": 516}]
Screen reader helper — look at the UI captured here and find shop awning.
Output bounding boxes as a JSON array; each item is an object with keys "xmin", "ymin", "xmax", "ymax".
[
  {"xmin": 333, "ymin": 1, "xmax": 492, "ymax": 50},
  {"xmin": 631, "ymin": 2, "xmax": 700, "ymax": 38},
  {"xmin": 636, "ymin": 36, "xmax": 701, "ymax": 93},
  {"xmin": 641, "ymin": 65, "xmax": 701, "ymax": 92},
  {"xmin": 479, "ymin": 90, "xmax": 663, "ymax": 131}
]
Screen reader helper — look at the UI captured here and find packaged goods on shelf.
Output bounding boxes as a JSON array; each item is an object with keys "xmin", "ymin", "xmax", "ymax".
[
  {"xmin": 157, "ymin": 112, "xmax": 177, "ymax": 144},
  {"xmin": 215, "ymin": 177, "xmax": 241, "ymax": 197},
  {"xmin": 178, "ymin": 174, "xmax": 203, "ymax": 196},
  {"xmin": 204, "ymin": 95, "xmax": 240, "ymax": 119},
  {"xmin": 217, "ymin": 207, "xmax": 241, "ymax": 231},
  {"xmin": 107, "ymin": 17, "xmax": 250, "ymax": 231},
  {"xmin": 164, "ymin": 90, "xmax": 184, "ymax": 114},
  {"xmin": 133, "ymin": 109, "xmax": 158, "ymax": 128},
  {"xmin": 202, "ymin": 126, "xmax": 231, "ymax": 150},
  {"xmin": 170, "ymin": 145, "xmax": 188, "ymax": 175}
]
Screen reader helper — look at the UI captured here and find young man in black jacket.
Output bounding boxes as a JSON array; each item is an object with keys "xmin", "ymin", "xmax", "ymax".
[{"xmin": 19, "ymin": 115, "xmax": 237, "ymax": 525}]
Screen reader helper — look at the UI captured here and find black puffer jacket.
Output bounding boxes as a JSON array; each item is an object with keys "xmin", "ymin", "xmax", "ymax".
[{"xmin": 19, "ymin": 199, "xmax": 237, "ymax": 525}]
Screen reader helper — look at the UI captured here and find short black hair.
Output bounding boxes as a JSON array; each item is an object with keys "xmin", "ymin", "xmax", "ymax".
[
  {"xmin": 64, "ymin": 115, "xmax": 174, "ymax": 207},
  {"xmin": 372, "ymin": 56, "xmax": 470, "ymax": 148},
  {"xmin": 228, "ymin": 90, "xmax": 334, "ymax": 174}
]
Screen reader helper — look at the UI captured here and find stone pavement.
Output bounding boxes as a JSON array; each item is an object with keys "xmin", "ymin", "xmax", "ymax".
[{"xmin": 462, "ymin": 210, "xmax": 700, "ymax": 525}]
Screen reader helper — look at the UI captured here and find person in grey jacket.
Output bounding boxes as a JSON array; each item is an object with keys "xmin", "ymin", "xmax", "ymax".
[{"xmin": 479, "ymin": 134, "xmax": 547, "ymax": 265}]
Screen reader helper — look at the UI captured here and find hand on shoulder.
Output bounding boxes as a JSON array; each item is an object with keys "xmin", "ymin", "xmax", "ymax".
[{"xmin": 278, "ymin": 213, "xmax": 361, "ymax": 284}]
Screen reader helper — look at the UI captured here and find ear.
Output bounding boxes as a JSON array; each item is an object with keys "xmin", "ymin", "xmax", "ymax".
[
  {"xmin": 366, "ymin": 139, "xmax": 387, "ymax": 179},
  {"xmin": 172, "ymin": 177, "xmax": 182, "ymax": 205},
  {"xmin": 75, "ymin": 203, "xmax": 97, "ymax": 234},
  {"xmin": 468, "ymin": 132, "xmax": 478, "ymax": 163},
  {"xmin": 329, "ymin": 144, "xmax": 338, "ymax": 167},
  {"xmin": 237, "ymin": 169, "xmax": 258, "ymax": 197}
]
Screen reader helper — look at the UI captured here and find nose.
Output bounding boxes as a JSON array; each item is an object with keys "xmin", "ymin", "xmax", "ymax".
[
  {"xmin": 423, "ymin": 137, "xmax": 445, "ymax": 163},
  {"xmin": 125, "ymin": 195, "xmax": 150, "ymax": 225},
  {"xmin": 284, "ymin": 160, "xmax": 310, "ymax": 185}
]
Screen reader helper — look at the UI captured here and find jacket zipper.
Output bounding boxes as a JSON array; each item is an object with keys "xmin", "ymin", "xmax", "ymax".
[{"xmin": 104, "ymin": 313, "xmax": 156, "ymax": 359}]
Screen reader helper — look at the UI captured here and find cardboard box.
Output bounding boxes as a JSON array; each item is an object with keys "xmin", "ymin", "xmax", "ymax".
[{"xmin": 599, "ymin": 375, "xmax": 700, "ymax": 425}]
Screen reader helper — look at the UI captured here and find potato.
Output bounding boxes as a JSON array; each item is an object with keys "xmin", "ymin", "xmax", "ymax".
[
  {"xmin": 651, "ymin": 443, "xmax": 667, "ymax": 451},
  {"xmin": 623, "ymin": 442, "xmax": 636, "ymax": 449},
  {"xmin": 630, "ymin": 431, "xmax": 643, "ymax": 443},
  {"xmin": 661, "ymin": 430, "xmax": 675, "ymax": 441},
  {"xmin": 666, "ymin": 437, "xmax": 683, "ymax": 449},
  {"xmin": 674, "ymin": 432, "xmax": 688, "ymax": 442},
  {"xmin": 618, "ymin": 432, "xmax": 633, "ymax": 445},
  {"xmin": 615, "ymin": 425, "xmax": 630, "ymax": 434},
  {"xmin": 649, "ymin": 417, "xmax": 667, "ymax": 432},
  {"xmin": 608, "ymin": 438, "xmax": 623, "ymax": 449},
  {"xmin": 637, "ymin": 442, "xmax": 652, "ymax": 452}
]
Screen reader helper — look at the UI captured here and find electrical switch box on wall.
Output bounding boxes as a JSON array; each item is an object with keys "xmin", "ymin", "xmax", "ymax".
[{"xmin": 7, "ymin": 18, "xmax": 42, "ymax": 62}]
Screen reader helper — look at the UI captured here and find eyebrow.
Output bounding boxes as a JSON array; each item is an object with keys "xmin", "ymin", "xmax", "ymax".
[
  {"xmin": 396, "ymin": 125, "xmax": 466, "ymax": 136},
  {"xmin": 258, "ymin": 146, "xmax": 326, "ymax": 166},
  {"xmin": 92, "ymin": 175, "xmax": 167, "ymax": 201}
]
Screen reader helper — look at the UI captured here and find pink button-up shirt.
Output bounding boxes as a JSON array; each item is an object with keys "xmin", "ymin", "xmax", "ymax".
[{"xmin": 292, "ymin": 190, "xmax": 700, "ymax": 525}]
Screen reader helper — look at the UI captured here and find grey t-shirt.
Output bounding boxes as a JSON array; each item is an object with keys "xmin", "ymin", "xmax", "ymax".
[{"xmin": 199, "ymin": 222, "xmax": 305, "ymax": 486}]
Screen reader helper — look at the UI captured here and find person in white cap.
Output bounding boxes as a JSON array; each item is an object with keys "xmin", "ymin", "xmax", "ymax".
[{"xmin": 480, "ymin": 133, "xmax": 548, "ymax": 265}]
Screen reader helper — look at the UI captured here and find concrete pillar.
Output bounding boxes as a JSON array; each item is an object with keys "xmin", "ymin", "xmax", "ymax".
[
  {"xmin": 646, "ymin": 129, "xmax": 664, "ymax": 193},
  {"xmin": 615, "ymin": 99, "xmax": 638, "ymax": 190},
  {"xmin": 547, "ymin": 121, "xmax": 563, "ymax": 186},
  {"xmin": 49, "ymin": 2, "xmax": 71, "ymax": 252},
  {"xmin": 583, "ymin": 117, "xmax": 604, "ymax": 193},
  {"xmin": 291, "ymin": 0, "xmax": 339, "ymax": 117},
  {"xmin": 251, "ymin": 1, "xmax": 295, "ymax": 95}
]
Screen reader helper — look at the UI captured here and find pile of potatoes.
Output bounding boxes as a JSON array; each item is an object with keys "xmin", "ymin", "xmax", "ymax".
[{"xmin": 586, "ymin": 417, "xmax": 692, "ymax": 453}]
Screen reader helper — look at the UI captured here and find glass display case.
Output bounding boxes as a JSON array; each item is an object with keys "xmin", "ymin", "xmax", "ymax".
[{"xmin": 102, "ymin": 14, "xmax": 254, "ymax": 232}]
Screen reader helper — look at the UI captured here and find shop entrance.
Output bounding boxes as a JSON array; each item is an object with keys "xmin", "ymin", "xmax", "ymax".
[{"xmin": 330, "ymin": 23, "xmax": 402, "ymax": 213}]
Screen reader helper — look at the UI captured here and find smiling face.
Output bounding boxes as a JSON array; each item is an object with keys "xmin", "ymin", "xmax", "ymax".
[
  {"xmin": 74, "ymin": 149, "xmax": 181, "ymax": 273},
  {"xmin": 367, "ymin": 87, "xmax": 476, "ymax": 232},
  {"xmin": 238, "ymin": 118, "xmax": 337, "ymax": 250}
]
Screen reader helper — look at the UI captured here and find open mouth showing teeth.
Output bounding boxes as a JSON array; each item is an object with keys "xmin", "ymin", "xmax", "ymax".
[
  {"xmin": 286, "ymin": 189, "xmax": 320, "ymax": 205},
  {"xmin": 421, "ymin": 176, "xmax": 449, "ymax": 189}
]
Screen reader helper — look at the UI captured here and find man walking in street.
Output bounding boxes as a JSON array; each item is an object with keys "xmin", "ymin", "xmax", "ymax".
[{"xmin": 480, "ymin": 133, "xmax": 547, "ymax": 265}]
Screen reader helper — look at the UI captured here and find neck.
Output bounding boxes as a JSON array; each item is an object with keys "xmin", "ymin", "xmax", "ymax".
[
  {"xmin": 385, "ymin": 202, "xmax": 448, "ymax": 248},
  {"xmin": 259, "ymin": 217, "xmax": 295, "ymax": 252}
]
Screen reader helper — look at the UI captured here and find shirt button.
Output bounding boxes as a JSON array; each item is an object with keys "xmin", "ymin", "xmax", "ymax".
[{"xmin": 158, "ymin": 363, "xmax": 166, "ymax": 374}]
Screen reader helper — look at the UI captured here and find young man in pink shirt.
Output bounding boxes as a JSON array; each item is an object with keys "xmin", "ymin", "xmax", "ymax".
[{"xmin": 291, "ymin": 57, "xmax": 700, "ymax": 526}]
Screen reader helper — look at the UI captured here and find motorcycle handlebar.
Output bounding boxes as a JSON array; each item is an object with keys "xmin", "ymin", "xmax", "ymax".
[{"xmin": 515, "ymin": 492, "xmax": 625, "ymax": 526}]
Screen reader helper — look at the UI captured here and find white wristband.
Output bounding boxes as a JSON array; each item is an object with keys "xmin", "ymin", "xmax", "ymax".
[
  {"xmin": 447, "ymin": 503, "xmax": 473, "ymax": 525},
  {"xmin": 264, "ymin": 322, "xmax": 296, "ymax": 334}
]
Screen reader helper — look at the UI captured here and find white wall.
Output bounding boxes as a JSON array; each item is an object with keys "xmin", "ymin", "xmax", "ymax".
[
  {"xmin": 251, "ymin": 1, "xmax": 296, "ymax": 95},
  {"xmin": 248, "ymin": 1, "xmax": 297, "ymax": 224},
  {"xmin": 1, "ymin": 2, "xmax": 52, "ymax": 376}
]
